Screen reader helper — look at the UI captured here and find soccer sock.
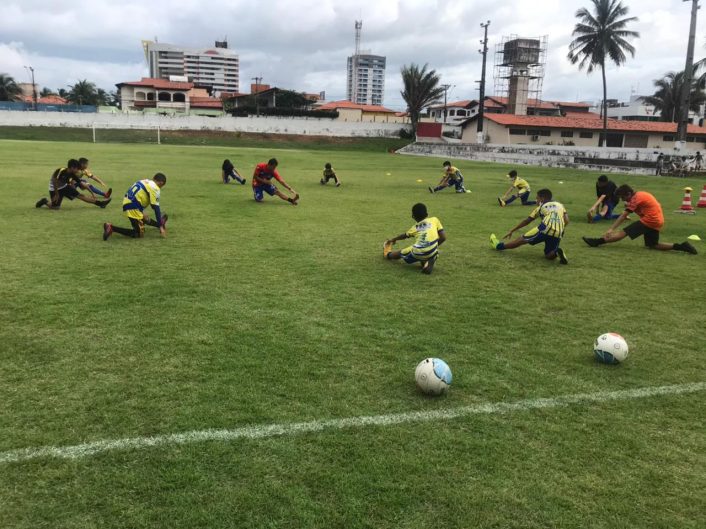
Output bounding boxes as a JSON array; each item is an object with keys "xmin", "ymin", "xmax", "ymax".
[
  {"xmin": 496, "ymin": 242, "xmax": 505, "ymax": 250},
  {"xmin": 593, "ymin": 214, "xmax": 603, "ymax": 222},
  {"xmin": 112, "ymin": 225, "xmax": 137, "ymax": 237},
  {"xmin": 505, "ymin": 195, "xmax": 516, "ymax": 204},
  {"xmin": 145, "ymin": 218, "xmax": 160, "ymax": 227},
  {"xmin": 89, "ymin": 185, "xmax": 106, "ymax": 196}
]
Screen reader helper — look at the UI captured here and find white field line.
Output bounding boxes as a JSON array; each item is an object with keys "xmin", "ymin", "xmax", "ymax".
[{"xmin": 1, "ymin": 382, "xmax": 704, "ymax": 465}]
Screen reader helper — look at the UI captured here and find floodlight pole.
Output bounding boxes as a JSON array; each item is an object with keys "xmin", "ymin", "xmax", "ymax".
[
  {"xmin": 441, "ymin": 84, "xmax": 452, "ymax": 124},
  {"xmin": 676, "ymin": 0, "xmax": 700, "ymax": 150},
  {"xmin": 477, "ymin": 21, "xmax": 491, "ymax": 144}
]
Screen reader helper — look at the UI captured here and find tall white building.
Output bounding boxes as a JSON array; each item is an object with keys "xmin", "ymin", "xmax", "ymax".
[
  {"xmin": 347, "ymin": 53, "xmax": 386, "ymax": 106},
  {"xmin": 143, "ymin": 40, "xmax": 240, "ymax": 94}
]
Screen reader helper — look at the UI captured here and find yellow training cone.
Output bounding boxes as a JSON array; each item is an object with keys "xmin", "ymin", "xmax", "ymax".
[{"xmin": 687, "ymin": 234, "xmax": 701, "ymax": 241}]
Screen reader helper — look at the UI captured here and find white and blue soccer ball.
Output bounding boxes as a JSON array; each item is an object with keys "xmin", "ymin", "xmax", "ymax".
[
  {"xmin": 594, "ymin": 333, "xmax": 629, "ymax": 364},
  {"xmin": 415, "ymin": 358, "xmax": 452, "ymax": 395}
]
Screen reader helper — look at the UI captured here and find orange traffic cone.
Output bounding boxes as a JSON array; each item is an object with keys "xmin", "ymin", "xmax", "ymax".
[
  {"xmin": 697, "ymin": 185, "xmax": 706, "ymax": 208},
  {"xmin": 676, "ymin": 187, "xmax": 696, "ymax": 214}
]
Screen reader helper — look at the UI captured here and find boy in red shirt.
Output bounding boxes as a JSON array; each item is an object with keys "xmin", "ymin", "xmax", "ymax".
[
  {"xmin": 582, "ymin": 185, "xmax": 697, "ymax": 254},
  {"xmin": 252, "ymin": 158, "xmax": 299, "ymax": 205}
]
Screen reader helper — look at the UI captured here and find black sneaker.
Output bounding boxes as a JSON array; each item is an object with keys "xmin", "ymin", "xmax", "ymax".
[
  {"xmin": 681, "ymin": 241, "xmax": 698, "ymax": 255},
  {"xmin": 557, "ymin": 248, "xmax": 569, "ymax": 264},
  {"xmin": 35, "ymin": 197, "xmax": 48, "ymax": 208},
  {"xmin": 97, "ymin": 198, "xmax": 111, "ymax": 208},
  {"xmin": 582, "ymin": 236, "xmax": 601, "ymax": 248},
  {"xmin": 103, "ymin": 223, "xmax": 113, "ymax": 241},
  {"xmin": 421, "ymin": 255, "xmax": 437, "ymax": 275},
  {"xmin": 428, "ymin": 186, "xmax": 434, "ymax": 194}
]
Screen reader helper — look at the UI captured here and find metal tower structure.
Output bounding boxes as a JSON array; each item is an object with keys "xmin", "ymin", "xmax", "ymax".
[
  {"xmin": 352, "ymin": 20, "xmax": 363, "ymax": 103},
  {"xmin": 493, "ymin": 35, "xmax": 547, "ymax": 115}
]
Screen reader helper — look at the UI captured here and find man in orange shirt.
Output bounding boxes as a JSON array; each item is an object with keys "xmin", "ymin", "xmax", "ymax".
[{"xmin": 582, "ymin": 185, "xmax": 697, "ymax": 254}]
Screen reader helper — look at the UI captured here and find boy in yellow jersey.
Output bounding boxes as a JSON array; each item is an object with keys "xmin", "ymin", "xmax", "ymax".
[
  {"xmin": 320, "ymin": 162, "xmax": 340, "ymax": 186},
  {"xmin": 383, "ymin": 203, "xmax": 446, "ymax": 275},
  {"xmin": 429, "ymin": 161, "xmax": 467, "ymax": 193},
  {"xmin": 490, "ymin": 188, "xmax": 569, "ymax": 264},
  {"xmin": 102, "ymin": 173, "xmax": 167, "ymax": 240},
  {"xmin": 77, "ymin": 157, "xmax": 112, "ymax": 198},
  {"xmin": 498, "ymin": 170, "xmax": 536, "ymax": 206}
]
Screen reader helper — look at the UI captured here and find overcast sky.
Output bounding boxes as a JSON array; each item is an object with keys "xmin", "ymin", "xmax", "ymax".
[{"xmin": 0, "ymin": 0, "xmax": 703, "ymax": 110}]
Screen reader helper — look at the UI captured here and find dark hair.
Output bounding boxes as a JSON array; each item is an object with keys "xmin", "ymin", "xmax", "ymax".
[
  {"xmin": 616, "ymin": 184, "xmax": 633, "ymax": 198},
  {"xmin": 78, "ymin": 157, "xmax": 89, "ymax": 165},
  {"xmin": 412, "ymin": 203, "xmax": 428, "ymax": 222},
  {"xmin": 267, "ymin": 158, "xmax": 278, "ymax": 166},
  {"xmin": 325, "ymin": 162, "xmax": 332, "ymax": 169},
  {"xmin": 67, "ymin": 159, "xmax": 80, "ymax": 169},
  {"xmin": 222, "ymin": 159, "xmax": 233, "ymax": 170},
  {"xmin": 153, "ymin": 173, "xmax": 167, "ymax": 184},
  {"xmin": 536, "ymin": 188, "xmax": 552, "ymax": 201},
  {"xmin": 443, "ymin": 161, "xmax": 451, "ymax": 167},
  {"xmin": 508, "ymin": 170, "xmax": 518, "ymax": 177},
  {"xmin": 597, "ymin": 174, "xmax": 608, "ymax": 183}
]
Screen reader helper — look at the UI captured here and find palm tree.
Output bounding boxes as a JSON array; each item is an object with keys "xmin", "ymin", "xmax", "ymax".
[
  {"xmin": 57, "ymin": 88, "xmax": 68, "ymax": 98},
  {"xmin": 643, "ymin": 70, "xmax": 706, "ymax": 122},
  {"xmin": 39, "ymin": 87, "xmax": 56, "ymax": 97},
  {"xmin": 567, "ymin": 0, "xmax": 639, "ymax": 146},
  {"xmin": 400, "ymin": 63, "xmax": 445, "ymax": 134},
  {"xmin": 0, "ymin": 73, "xmax": 22, "ymax": 101},
  {"xmin": 67, "ymin": 79, "xmax": 99, "ymax": 106}
]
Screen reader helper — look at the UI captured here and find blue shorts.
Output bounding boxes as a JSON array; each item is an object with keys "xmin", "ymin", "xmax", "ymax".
[
  {"xmin": 253, "ymin": 184, "xmax": 277, "ymax": 201},
  {"xmin": 401, "ymin": 245, "xmax": 437, "ymax": 264},
  {"xmin": 603, "ymin": 200, "xmax": 617, "ymax": 217},
  {"xmin": 523, "ymin": 230, "xmax": 561, "ymax": 255}
]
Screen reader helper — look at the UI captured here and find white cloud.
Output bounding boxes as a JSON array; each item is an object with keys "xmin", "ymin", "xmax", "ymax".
[{"xmin": 0, "ymin": 0, "xmax": 703, "ymax": 109}]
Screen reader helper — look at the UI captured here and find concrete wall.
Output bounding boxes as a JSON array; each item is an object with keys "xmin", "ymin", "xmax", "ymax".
[
  {"xmin": 398, "ymin": 142, "xmax": 667, "ymax": 175},
  {"xmin": 0, "ymin": 110, "xmax": 410, "ymax": 138}
]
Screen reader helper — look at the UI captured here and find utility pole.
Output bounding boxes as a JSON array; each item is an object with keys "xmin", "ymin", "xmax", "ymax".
[
  {"xmin": 252, "ymin": 76, "xmax": 262, "ymax": 116},
  {"xmin": 24, "ymin": 66, "xmax": 37, "ymax": 110},
  {"xmin": 676, "ymin": 0, "xmax": 700, "ymax": 150},
  {"xmin": 476, "ymin": 21, "xmax": 491, "ymax": 144},
  {"xmin": 441, "ymin": 84, "xmax": 452, "ymax": 124}
]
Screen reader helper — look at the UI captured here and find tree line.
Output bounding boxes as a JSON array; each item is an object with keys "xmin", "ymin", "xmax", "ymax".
[{"xmin": 0, "ymin": 76, "xmax": 118, "ymax": 106}]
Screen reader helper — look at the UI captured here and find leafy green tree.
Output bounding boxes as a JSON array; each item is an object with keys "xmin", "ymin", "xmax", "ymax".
[
  {"xmin": 67, "ymin": 79, "xmax": 99, "ymax": 106},
  {"xmin": 400, "ymin": 63, "xmax": 444, "ymax": 133},
  {"xmin": 567, "ymin": 0, "xmax": 639, "ymax": 146},
  {"xmin": 57, "ymin": 88, "xmax": 68, "ymax": 98},
  {"xmin": 39, "ymin": 87, "xmax": 56, "ymax": 97},
  {"xmin": 643, "ymin": 70, "xmax": 706, "ymax": 122},
  {"xmin": 0, "ymin": 73, "xmax": 22, "ymax": 101}
]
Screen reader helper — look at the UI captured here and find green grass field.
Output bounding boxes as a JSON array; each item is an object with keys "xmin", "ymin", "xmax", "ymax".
[{"xmin": 0, "ymin": 137, "xmax": 704, "ymax": 529}]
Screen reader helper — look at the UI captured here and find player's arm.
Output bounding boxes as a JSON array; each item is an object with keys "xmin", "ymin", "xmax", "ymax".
[
  {"xmin": 150, "ymin": 199, "xmax": 166, "ymax": 237},
  {"xmin": 276, "ymin": 175, "xmax": 295, "ymax": 194},
  {"xmin": 385, "ymin": 233, "xmax": 409, "ymax": 245},
  {"xmin": 503, "ymin": 216, "xmax": 534, "ymax": 239},
  {"xmin": 437, "ymin": 229, "xmax": 447, "ymax": 246},
  {"xmin": 252, "ymin": 168, "xmax": 268, "ymax": 185},
  {"xmin": 90, "ymin": 173, "xmax": 106, "ymax": 186},
  {"xmin": 501, "ymin": 185, "xmax": 514, "ymax": 199},
  {"xmin": 563, "ymin": 212, "xmax": 570, "ymax": 226},
  {"xmin": 604, "ymin": 210, "xmax": 629, "ymax": 235}
]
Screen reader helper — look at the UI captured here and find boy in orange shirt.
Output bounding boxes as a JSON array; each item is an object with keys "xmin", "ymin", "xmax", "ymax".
[{"xmin": 582, "ymin": 185, "xmax": 697, "ymax": 254}]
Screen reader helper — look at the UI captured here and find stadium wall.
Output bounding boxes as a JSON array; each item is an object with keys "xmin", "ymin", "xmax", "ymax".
[
  {"xmin": 0, "ymin": 111, "xmax": 409, "ymax": 138},
  {"xmin": 398, "ymin": 142, "xmax": 662, "ymax": 175}
]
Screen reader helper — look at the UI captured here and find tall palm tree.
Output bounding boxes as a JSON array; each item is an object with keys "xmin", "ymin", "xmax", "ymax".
[
  {"xmin": 0, "ymin": 73, "xmax": 22, "ymax": 101},
  {"xmin": 567, "ymin": 0, "xmax": 639, "ymax": 146},
  {"xmin": 39, "ymin": 87, "xmax": 56, "ymax": 97},
  {"xmin": 67, "ymin": 79, "xmax": 98, "ymax": 106},
  {"xmin": 643, "ymin": 70, "xmax": 706, "ymax": 122},
  {"xmin": 400, "ymin": 63, "xmax": 445, "ymax": 134}
]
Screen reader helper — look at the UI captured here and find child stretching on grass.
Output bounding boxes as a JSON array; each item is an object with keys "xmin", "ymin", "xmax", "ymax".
[
  {"xmin": 103, "ymin": 173, "xmax": 167, "ymax": 240},
  {"xmin": 490, "ymin": 188, "xmax": 569, "ymax": 264},
  {"xmin": 498, "ymin": 170, "xmax": 536, "ymax": 206},
  {"xmin": 320, "ymin": 163, "xmax": 341, "ymax": 186},
  {"xmin": 429, "ymin": 161, "xmax": 467, "ymax": 193},
  {"xmin": 383, "ymin": 203, "xmax": 446, "ymax": 275},
  {"xmin": 222, "ymin": 159, "xmax": 246, "ymax": 184}
]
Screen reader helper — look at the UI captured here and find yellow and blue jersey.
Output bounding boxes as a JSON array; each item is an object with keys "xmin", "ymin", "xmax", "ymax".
[
  {"xmin": 513, "ymin": 177, "xmax": 530, "ymax": 193},
  {"xmin": 529, "ymin": 201, "xmax": 566, "ymax": 238},
  {"xmin": 122, "ymin": 179, "xmax": 160, "ymax": 218},
  {"xmin": 402, "ymin": 216, "xmax": 444, "ymax": 260},
  {"xmin": 445, "ymin": 165, "xmax": 463, "ymax": 179}
]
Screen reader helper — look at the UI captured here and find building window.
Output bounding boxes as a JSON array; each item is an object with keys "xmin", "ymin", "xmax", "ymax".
[
  {"xmin": 173, "ymin": 93, "xmax": 186, "ymax": 103},
  {"xmin": 663, "ymin": 135, "xmax": 674, "ymax": 142},
  {"xmin": 561, "ymin": 131, "xmax": 574, "ymax": 138},
  {"xmin": 579, "ymin": 131, "xmax": 593, "ymax": 139},
  {"xmin": 528, "ymin": 129, "xmax": 551, "ymax": 137},
  {"xmin": 158, "ymin": 92, "xmax": 171, "ymax": 102},
  {"xmin": 509, "ymin": 129, "xmax": 526, "ymax": 135}
]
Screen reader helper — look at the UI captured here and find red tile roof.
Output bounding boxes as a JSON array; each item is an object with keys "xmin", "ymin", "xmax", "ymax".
[
  {"xmin": 484, "ymin": 113, "xmax": 706, "ymax": 134},
  {"xmin": 316, "ymin": 100, "xmax": 397, "ymax": 113},
  {"xmin": 563, "ymin": 111, "xmax": 601, "ymax": 119},
  {"xmin": 487, "ymin": 96, "xmax": 558, "ymax": 110},
  {"xmin": 554, "ymin": 101, "xmax": 591, "ymax": 108},
  {"xmin": 117, "ymin": 77, "xmax": 193, "ymax": 90},
  {"xmin": 20, "ymin": 94, "xmax": 68, "ymax": 105},
  {"xmin": 429, "ymin": 99, "xmax": 473, "ymax": 110}
]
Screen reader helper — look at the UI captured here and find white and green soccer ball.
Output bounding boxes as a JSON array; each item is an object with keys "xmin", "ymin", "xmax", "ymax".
[
  {"xmin": 594, "ymin": 333, "xmax": 629, "ymax": 364},
  {"xmin": 415, "ymin": 358, "xmax": 452, "ymax": 395}
]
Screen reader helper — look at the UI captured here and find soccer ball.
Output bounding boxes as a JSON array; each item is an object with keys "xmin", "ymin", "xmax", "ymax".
[
  {"xmin": 593, "ymin": 333, "xmax": 629, "ymax": 364},
  {"xmin": 415, "ymin": 358, "xmax": 452, "ymax": 395}
]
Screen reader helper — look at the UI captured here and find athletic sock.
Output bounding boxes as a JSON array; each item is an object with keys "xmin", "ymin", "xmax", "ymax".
[
  {"xmin": 89, "ymin": 185, "xmax": 105, "ymax": 196},
  {"xmin": 112, "ymin": 225, "xmax": 136, "ymax": 237},
  {"xmin": 497, "ymin": 242, "xmax": 506, "ymax": 250},
  {"xmin": 145, "ymin": 218, "xmax": 160, "ymax": 227}
]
